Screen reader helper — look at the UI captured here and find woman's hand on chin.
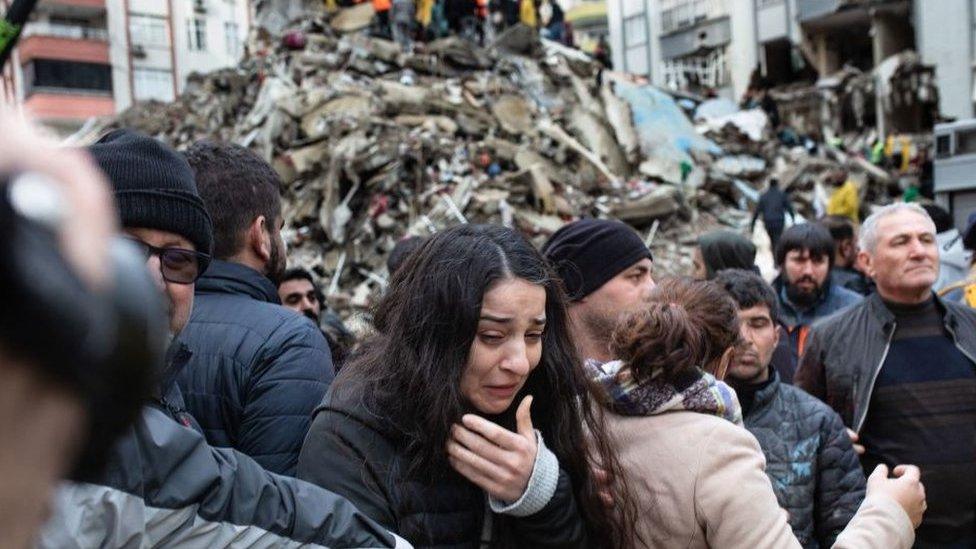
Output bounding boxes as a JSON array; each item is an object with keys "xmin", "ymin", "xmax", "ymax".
[{"xmin": 446, "ymin": 395, "xmax": 538, "ymax": 502}]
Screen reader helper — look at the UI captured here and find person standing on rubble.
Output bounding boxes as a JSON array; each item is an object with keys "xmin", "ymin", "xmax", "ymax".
[
  {"xmin": 391, "ymin": 0, "xmax": 415, "ymax": 53},
  {"xmin": 177, "ymin": 140, "xmax": 334, "ymax": 477},
  {"xmin": 826, "ymin": 171, "xmax": 860, "ymax": 223},
  {"xmin": 541, "ymin": 219, "xmax": 655, "ymax": 364},
  {"xmin": 796, "ymin": 203, "xmax": 976, "ymax": 547},
  {"xmin": 773, "ymin": 223, "xmax": 862, "ymax": 362},
  {"xmin": 297, "ymin": 224, "xmax": 636, "ymax": 548},
  {"xmin": 373, "ymin": 0, "xmax": 393, "ymax": 38},
  {"xmin": 750, "ymin": 177, "xmax": 796, "ymax": 252}
]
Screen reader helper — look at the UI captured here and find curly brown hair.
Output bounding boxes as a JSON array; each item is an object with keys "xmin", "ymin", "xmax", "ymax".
[{"xmin": 611, "ymin": 277, "xmax": 742, "ymax": 380}]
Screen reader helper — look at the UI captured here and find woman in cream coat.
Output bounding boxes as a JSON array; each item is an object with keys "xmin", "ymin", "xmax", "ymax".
[{"xmin": 589, "ymin": 278, "xmax": 925, "ymax": 549}]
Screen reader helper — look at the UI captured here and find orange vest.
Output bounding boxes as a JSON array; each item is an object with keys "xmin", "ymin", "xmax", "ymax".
[{"xmin": 373, "ymin": 0, "xmax": 391, "ymax": 12}]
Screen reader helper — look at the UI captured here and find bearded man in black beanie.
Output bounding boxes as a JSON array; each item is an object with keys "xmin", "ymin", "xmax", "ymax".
[
  {"xmin": 542, "ymin": 219, "xmax": 655, "ymax": 362},
  {"xmin": 37, "ymin": 130, "xmax": 406, "ymax": 549}
]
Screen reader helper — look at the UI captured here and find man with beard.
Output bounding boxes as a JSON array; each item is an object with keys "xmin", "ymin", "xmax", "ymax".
[
  {"xmin": 542, "ymin": 219, "xmax": 655, "ymax": 362},
  {"xmin": 797, "ymin": 203, "xmax": 976, "ymax": 547},
  {"xmin": 278, "ymin": 267, "xmax": 355, "ymax": 369},
  {"xmin": 178, "ymin": 140, "xmax": 333, "ymax": 476},
  {"xmin": 774, "ymin": 223, "xmax": 861, "ymax": 362},
  {"xmin": 715, "ymin": 269, "xmax": 865, "ymax": 548}
]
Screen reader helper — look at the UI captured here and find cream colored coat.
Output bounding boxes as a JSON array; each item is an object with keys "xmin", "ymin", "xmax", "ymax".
[{"xmin": 606, "ymin": 409, "xmax": 914, "ymax": 549}]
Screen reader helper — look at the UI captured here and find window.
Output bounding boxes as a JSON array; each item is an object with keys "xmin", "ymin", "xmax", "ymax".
[
  {"xmin": 956, "ymin": 128, "xmax": 976, "ymax": 156},
  {"xmin": 623, "ymin": 14, "xmax": 647, "ymax": 48},
  {"xmin": 224, "ymin": 21, "xmax": 240, "ymax": 57},
  {"xmin": 186, "ymin": 17, "xmax": 207, "ymax": 51},
  {"xmin": 133, "ymin": 68, "xmax": 175, "ymax": 102},
  {"xmin": 935, "ymin": 134, "xmax": 951, "ymax": 158},
  {"xmin": 130, "ymin": 14, "xmax": 168, "ymax": 47},
  {"xmin": 24, "ymin": 60, "xmax": 112, "ymax": 95}
]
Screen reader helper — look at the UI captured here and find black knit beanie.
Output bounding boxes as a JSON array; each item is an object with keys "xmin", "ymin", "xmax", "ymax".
[
  {"xmin": 88, "ymin": 129, "xmax": 213, "ymax": 268},
  {"xmin": 542, "ymin": 219, "xmax": 652, "ymax": 301}
]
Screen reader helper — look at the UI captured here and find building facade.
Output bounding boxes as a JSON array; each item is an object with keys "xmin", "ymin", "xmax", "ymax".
[
  {"xmin": 1, "ymin": 0, "xmax": 250, "ymax": 134},
  {"xmin": 608, "ymin": 0, "xmax": 976, "ymax": 122}
]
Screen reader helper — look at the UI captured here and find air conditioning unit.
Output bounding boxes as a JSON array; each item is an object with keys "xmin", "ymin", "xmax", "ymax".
[
  {"xmin": 193, "ymin": 0, "xmax": 207, "ymax": 14},
  {"xmin": 131, "ymin": 44, "xmax": 147, "ymax": 58}
]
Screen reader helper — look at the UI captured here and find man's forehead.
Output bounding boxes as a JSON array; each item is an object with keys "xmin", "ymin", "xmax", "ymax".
[
  {"xmin": 738, "ymin": 304, "xmax": 772, "ymax": 320},
  {"xmin": 877, "ymin": 212, "xmax": 936, "ymax": 238},
  {"xmin": 785, "ymin": 248, "xmax": 822, "ymax": 259},
  {"xmin": 280, "ymin": 278, "xmax": 314, "ymax": 292}
]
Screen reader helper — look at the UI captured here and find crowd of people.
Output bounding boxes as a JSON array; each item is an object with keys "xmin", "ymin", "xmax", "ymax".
[
  {"xmin": 3, "ymin": 109, "xmax": 976, "ymax": 549},
  {"xmin": 352, "ymin": 0, "xmax": 590, "ymax": 57}
]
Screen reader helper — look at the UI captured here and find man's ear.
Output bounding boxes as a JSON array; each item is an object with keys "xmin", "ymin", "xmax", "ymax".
[
  {"xmin": 246, "ymin": 215, "xmax": 272, "ymax": 263},
  {"xmin": 858, "ymin": 250, "xmax": 874, "ymax": 279}
]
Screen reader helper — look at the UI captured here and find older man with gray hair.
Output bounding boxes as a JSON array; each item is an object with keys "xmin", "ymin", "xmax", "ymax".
[{"xmin": 796, "ymin": 202, "xmax": 976, "ymax": 548}]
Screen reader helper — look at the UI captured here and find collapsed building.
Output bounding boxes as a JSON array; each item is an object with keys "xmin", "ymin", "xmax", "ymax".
[{"xmin": 85, "ymin": 3, "xmax": 914, "ymax": 322}]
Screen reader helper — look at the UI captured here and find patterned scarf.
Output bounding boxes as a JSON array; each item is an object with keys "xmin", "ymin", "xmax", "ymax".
[{"xmin": 584, "ymin": 359, "xmax": 743, "ymax": 426}]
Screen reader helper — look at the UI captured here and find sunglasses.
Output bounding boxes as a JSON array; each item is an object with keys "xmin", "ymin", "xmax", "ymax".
[{"xmin": 125, "ymin": 237, "xmax": 209, "ymax": 285}]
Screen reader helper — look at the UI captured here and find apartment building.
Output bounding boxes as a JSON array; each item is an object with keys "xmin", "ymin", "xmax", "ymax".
[
  {"xmin": 0, "ymin": 0, "xmax": 250, "ymax": 134},
  {"xmin": 608, "ymin": 0, "xmax": 976, "ymax": 123}
]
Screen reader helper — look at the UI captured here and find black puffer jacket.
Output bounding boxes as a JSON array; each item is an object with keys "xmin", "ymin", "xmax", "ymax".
[
  {"xmin": 738, "ymin": 369, "xmax": 866, "ymax": 548},
  {"xmin": 177, "ymin": 260, "xmax": 334, "ymax": 475},
  {"xmin": 297, "ymin": 381, "xmax": 589, "ymax": 549}
]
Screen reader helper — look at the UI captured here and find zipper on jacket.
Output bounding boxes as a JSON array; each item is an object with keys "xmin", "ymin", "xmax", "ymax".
[{"xmin": 855, "ymin": 322, "xmax": 896, "ymax": 433}]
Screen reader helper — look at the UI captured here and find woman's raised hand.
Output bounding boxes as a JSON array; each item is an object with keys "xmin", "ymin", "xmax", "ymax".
[{"xmin": 447, "ymin": 395, "xmax": 538, "ymax": 502}]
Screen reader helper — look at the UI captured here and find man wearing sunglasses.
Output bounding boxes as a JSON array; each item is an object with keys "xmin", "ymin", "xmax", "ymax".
[
  {"xmin": 177, "ymin": 140, "xmax": 334, "ymax": 477},
  {"xmin": 38, "ymin": 129, "xmax": 409, "ymax": 548}
]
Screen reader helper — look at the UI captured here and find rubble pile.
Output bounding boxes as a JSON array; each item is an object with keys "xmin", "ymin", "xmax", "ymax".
[{"xmin": 95, "ymin": 7, "xmax": 918, "ymax": 319}]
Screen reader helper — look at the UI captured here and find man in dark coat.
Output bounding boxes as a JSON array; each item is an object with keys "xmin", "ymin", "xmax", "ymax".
[
  {"xmin": 178, "ymin": 140, "xmax": 333, "ymax": 476},
  {"xmin": 716, "ymin": 269, "xmax": 865, "ymax": 548},
  {"xmin": 797, "ymin": 203, "xmax": 976, "ymax": 547},
  {"xmin": 38, "ymin": 129, "xmax": 405, "ymax": 548},
  {"xmin": 751, "ymin": 178, "xmax": 795, "ymax": 251}
]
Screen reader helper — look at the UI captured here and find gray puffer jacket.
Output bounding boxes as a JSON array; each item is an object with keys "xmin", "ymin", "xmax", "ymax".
[{"xmin": 740, "ymin": 369, "xmax": 866, "ymax": 548}]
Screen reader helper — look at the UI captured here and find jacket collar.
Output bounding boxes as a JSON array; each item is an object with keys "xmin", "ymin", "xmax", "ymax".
[
  {"xmin": 194, "ymin": 259, "xmax": 280, "ymax": 304},
  {"xmin": 156, "ymin": 340, "xmax": 193, "ymax": 398},
  {"xmin": 867, "ymin": 289, "xmax": 960, "ymax": 335},
  {"xmin": 750, "ymin": 367, "xmax": 781, "ymax": 411}
]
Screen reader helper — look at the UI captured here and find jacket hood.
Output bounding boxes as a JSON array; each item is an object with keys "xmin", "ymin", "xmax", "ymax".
[{"xmin": 195, "ymin": 259, "xmax": 280, "ymax": 304}]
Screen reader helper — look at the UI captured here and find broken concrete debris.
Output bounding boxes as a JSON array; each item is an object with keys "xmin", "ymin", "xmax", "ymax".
[{"xmin": 93, "ymin": 6, "xmax": 929, "ymax": 322}]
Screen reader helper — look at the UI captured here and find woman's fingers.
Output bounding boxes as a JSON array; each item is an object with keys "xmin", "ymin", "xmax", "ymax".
[
  {"xmin": 446, "ymin": 439, "xmax": 507, "ymax": 483},
  {"xmin": 451, "ymin": 424, "xmax": 509, "ymax": 463},
  {"xmin": 460, "ymin": 414, "xmax": 523, "ymax": 450}
]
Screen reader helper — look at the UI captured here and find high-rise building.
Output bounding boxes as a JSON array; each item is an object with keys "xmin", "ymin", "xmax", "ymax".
[{"xmin": 1, "ymin": 0, "xmax": 250, "ymax": 134}]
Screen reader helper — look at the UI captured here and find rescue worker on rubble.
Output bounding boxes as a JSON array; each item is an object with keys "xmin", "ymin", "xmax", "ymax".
[
  {"xmin": 373, "ymin": 0, "xmax": 392, "ymax": 38},
  {"xmin": 797, "ymin": 203, "xmax": 976, "ymax": 547},
  {"xmin": 826, "ymin": 171, "xmax": 860, "ymax": 223}
]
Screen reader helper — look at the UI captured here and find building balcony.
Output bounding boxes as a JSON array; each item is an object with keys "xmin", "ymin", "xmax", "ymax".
[
  {"xmin": 660, "ymin": 0, "xmax": 727, "ymax": 35},
  {"xmin": 42, "ymin": 0, "xmax": 106, "ymax": 10},
  {"xmin": 17, "ymin": 27, "xmax": 109, "ymax": 65},
  {"xmin": 23, "ymin": 91, "xmax": 115, "ymax": 121},
  {"xmin": 798, "ymin": 0, "xmax": 906, "ymax": 25}
]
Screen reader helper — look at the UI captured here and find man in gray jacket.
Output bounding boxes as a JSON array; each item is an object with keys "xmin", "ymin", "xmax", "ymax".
[
  {"xmin": 38, "ymin": 130, "xmax": 408, "ymax": 548},
  {"xmin": 797, "ymin": 203, "xmax": 976, "ymax": 548}
]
